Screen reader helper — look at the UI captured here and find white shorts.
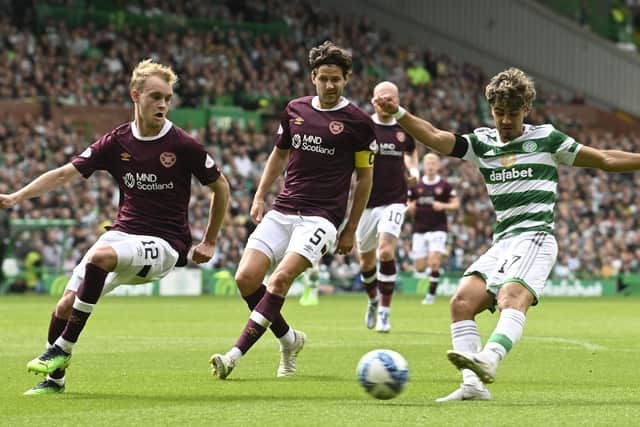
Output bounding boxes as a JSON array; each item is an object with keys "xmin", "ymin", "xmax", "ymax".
[
  {"xmin": 246, "ymin": 210, "xmax": 337, "ymax": 267},
  {"xmin": 464, "ymin": 231, "xmax": 558, "ymax": 305},
  {"xmin": 356, "ymin": 203, "xmax": 407, "ymax": 253},
  {"xmin": 66, "ymin": 230, "xmax": 179, "ymax": 295},
  {"xmin": 411, "ymin": 231, "xmax": 448, "ymax": 259}
]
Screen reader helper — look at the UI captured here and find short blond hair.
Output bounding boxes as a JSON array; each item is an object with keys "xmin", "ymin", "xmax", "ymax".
[
  {"xmin": 485, "ymin": 67, "xmax": 536, "ymax": 111},
  {"xmin": 424, "ymin": 152, "xmax": 440, "ymax": 162},
  {"xmin": 129, "ymin": 59, "xmax": 178, "ymax": 92}
]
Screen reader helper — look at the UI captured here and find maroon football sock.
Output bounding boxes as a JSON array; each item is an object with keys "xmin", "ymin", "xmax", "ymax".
[
  {"xmin": 60, "ymin": 263, "xmax": 108, "ymax": 344},
  {"xmin": 378, "ymin": 260, "xmax": 396, "ymax": 307},
  {"xmin": 234, "ymin": 291, "xmax": 285, "ymax": 354},
  {"xmin": 242, "ymin": 285, "xmax": 290, "ymax": 338},
  {"xmin": 48, "ymin": 312, "xmax": 68, "ymax": 346},
  {"xmin": 361, "ymin": 267, "xmax": 377, "ymax": 299},
  {"xmin": 429, "ymin": 269, "xmax": 440, "ymax": 295},
  {"xmin": 48, "ymin": 312, "xmax": 69, "ymax": 378}
]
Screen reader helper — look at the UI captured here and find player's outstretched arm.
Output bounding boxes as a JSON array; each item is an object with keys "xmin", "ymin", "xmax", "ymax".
[
  {"xmin": 336, "ymin": 166, "xmax": 373, "ymax": 255},
  {"xmin": 372, "ymin": 94, "xmax": 456, "ymax": 156},
  {"xmin": 0, "ymin": 163, "xmax": 81, "ymax": 209},
  {"xmin": 192, "ymin": 174, "xmax": 230, "ymax": 264},
  {"xmin": 250, "ymin": 147, "xmax": 290, "ymax": 223},
  {"xmin": 574, "ymin": 146, "xmax": 640, "ymax": 172}
]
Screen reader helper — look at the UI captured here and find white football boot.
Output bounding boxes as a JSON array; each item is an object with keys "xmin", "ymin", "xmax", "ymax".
[
  {"xmin": 375, "ymin": 309, "xmax": 391, "ymax": 333},
  {"xmin": 277, "ymin": 330, "xmax": 307, "ymax": 377},
  {"xmin": 365, "ymin": 300, "xmax": 379, "ymax": 329},
  {"xmin": 436, "ymin": 382, "xmax": 491, "ymax": 402},
  {"xmin": 209, "ymin": 353, "xmax": 237, "ymax": 380},
  {"xmin": 446, "ymin": 350, "xmax": 497, "ymax": 384}
]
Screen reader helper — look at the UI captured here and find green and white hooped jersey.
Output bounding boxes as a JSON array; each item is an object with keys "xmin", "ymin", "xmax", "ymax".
[{"xmin": 461, "ymin": 124, "xmax": 582, "ymax": 242}]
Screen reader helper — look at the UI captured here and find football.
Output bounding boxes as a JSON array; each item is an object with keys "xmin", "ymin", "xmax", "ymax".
[{"xmin": 356, "ymin": 349, "xmax": 409, "ymax": 400}]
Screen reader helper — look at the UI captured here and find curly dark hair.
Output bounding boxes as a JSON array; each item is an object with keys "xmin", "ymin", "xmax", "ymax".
[
  {"xmin": 308, "ymin": 41, "xmax": 353, "ymax": 77},
  {"xmin": 485, "ymin": 67, "xmax": 536, "ymax": 111}
]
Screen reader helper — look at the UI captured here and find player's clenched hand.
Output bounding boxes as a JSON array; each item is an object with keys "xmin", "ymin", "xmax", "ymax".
[
  {"xmin": 250, "ymin": 199, "xmax": 265, "ymax": 223},
  {"xmin": 192, "ymin": 241, "xmax": 215, "ymax": 264},
  {"xmin": 407, "ymin": 175, "xmax": 418, "ymax": 187},
  {"xmin": 0, "ymin": 194, "xmax": 18, "ymax": 209},
  {"xmin": 335, "ymin": 230, "xmax": 355, "ymax": 255},
  {"xmin": 371, "ymin": 93, "xmax": 399, "ymax": 115}
]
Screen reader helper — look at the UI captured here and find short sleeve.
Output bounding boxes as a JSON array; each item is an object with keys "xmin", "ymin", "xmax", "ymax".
[
  {"xmin": 405, "ymin": 133, "xmax": 416, "ymax": 153},
  {"xmin": 187, "ymin": 142, "xmax": 221, "ymax": 185},
  {"xmin": 357, "ymin": 118, "xmax": 376, "ymax": 151},
  {"xmin": 407, "ymin": 186, "xmax": 416, "ymax": 201},
  {"xmin": 71, "ymin": 133, "xmax": 114, "ymax": 178},
  {"xmin": 354, "ymin": 118, "xmax": 376, "ymax": 168},
  {"xmin": 275, "ymin": 106, "xmax": 292, "ymax": 149},
  {"xmin": 552, "ymin": 132, "xmax": 583, "ymax": 166},
  {"xmin": 446, "ymin": 183, "xmax": 457, "ymax": 199}
]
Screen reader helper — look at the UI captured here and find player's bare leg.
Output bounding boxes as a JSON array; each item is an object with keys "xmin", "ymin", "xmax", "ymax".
[
  {"xmin": 422, "ymin": 251, "xmax": 442, "ymax": 304},
  {"xmin": 212, "ymin": 252, "xmax": 309, "ymax": 379},
  {"xmin": 375, "ymin": 234, "xmax": 397, "ymax": 333},
  {"xmin": 438, "ymin": 275, "xmax": 493, "ymax": 401},
  {"xmin": 232, "ymin": 249, "xmax": 302, "ymax": 373},
  {"xmin": 449, "ymin": 282, "xmax": 532, "ymax": 384},
  {"xmin": 359, "ymin": 249, "xmax": 378, "ymax": 329},
  {"xmin": 24, "ymin": 292, "xmax": 74, "ymax": 395}
]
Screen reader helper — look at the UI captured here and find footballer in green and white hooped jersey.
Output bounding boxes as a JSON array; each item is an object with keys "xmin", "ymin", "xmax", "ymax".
[
  {"xmin": 461, "ymin": 123, "xmax": 580, "ymax": 302},
  {"xmin": 373, "ymin": 66, "xmax": 640, "ymax": 401}
]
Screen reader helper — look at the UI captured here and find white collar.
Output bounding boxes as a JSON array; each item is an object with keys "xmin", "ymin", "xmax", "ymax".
[
  {"xmin": 422, "ymin": 175, "xmax": 441, "ymax": 185},
  {"xmin": 311, "ymin": 96, "xmax": 349, "ymax": 111},
  {"xmin": 372, "ymin": 113, "xmax": 397, "ymax": 126},
  {"xmin": 131, "ymin": 119, "xmax": 173, "ymax": 141}
]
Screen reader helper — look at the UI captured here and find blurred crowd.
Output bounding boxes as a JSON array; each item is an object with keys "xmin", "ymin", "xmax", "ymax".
[{"xmin": 1, "ymin": 0, "xmax": 640, "ymax": 291}]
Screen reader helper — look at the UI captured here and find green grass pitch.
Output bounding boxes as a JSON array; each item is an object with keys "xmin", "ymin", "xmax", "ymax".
[{"xmin": 2, "ymin": 294, "xmax": 640, "ymax": 426}]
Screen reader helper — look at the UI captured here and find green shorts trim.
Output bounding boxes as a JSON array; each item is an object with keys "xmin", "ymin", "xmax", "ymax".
[{"xmin": 462, "ymin": 270, "xmax": 488, "ymax": 281}]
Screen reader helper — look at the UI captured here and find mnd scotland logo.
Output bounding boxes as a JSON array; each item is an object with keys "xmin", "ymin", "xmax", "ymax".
[
  {"xmin": 122, "ymin": 172, "xmax": 175, "ymax": 191},
  {"xmin": 291, "ymin": 133, "xmax": 335, "ymax": 155}
]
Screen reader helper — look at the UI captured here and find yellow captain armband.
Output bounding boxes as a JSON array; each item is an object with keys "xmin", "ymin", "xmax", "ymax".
[{"xmin": 355, "ymin": 150, "xmax": 375, "ymax": 168}]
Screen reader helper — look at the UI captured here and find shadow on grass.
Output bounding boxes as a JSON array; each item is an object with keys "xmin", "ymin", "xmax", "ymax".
[{"xmin": 63, "ymin": 391, "xmax": 365, "ymax": 404}]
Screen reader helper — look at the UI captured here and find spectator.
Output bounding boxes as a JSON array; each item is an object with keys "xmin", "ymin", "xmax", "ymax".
[{"xmin": 0, "ymin": 200, "xmax": 9, "ymax": 287}]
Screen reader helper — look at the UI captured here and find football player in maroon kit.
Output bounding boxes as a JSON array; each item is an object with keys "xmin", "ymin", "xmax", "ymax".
[
  {"xmin": 357, "ymin": 81, "xmax": 418, "ymax": 333},
  {"xmin": 0, "ymin": 59, "xmax": 230, "ymax": 395},
  {"xmin": 210, "ymin": 41, "xmax": 376, "ymax": 380},
  {"xmin": 408, "ymin": 153, "xmax": 459, "ymax": 304}
]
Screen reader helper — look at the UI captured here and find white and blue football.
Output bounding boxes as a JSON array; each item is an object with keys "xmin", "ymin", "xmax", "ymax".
[{"xmin": 356, "ymin": 349, "xmax": 409, "ymax": 400}]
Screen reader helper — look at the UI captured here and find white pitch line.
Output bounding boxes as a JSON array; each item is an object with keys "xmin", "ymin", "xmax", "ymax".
[{"xmin": 527, "ymin": 336, "xmax": 608, "ymax": 351}]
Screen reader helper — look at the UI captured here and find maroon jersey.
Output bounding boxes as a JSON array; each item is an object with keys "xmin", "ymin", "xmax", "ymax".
[
  {"xmin": 71, "ymin": 120, "xmax": 221, "ymax": 266},
  {"xmin": 273, "ymin": 96, "xmax": 376, "ymax": 228},
  {"xmin": 367, "ymin": 114, "xmax": 416, "ymax": 208},
  {"xmin": 408, "ymin": 175, "xmax": 456, "ymax": 233}
]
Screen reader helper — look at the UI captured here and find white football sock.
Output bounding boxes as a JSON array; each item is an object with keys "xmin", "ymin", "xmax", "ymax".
[
  {"xmin": 451, "ymin": 320, "xmax": 482, "ymax": 385},
  {"xmin": 278, "ymin": 328, "xmax": 296, "ymax": 347},
  {"xmin": 484, "ymin": 308, "xmax": 526, "ymax": 363},
  {"xmin": 53, "ymin": 337, "xmax": 74, "ymax": 354},
  {"xmin": 226, "ymin": 347, "xmax": 243, "ymax": 364},
  {"xmin": 47, "ymin": 375, "xmax": 65, "ymax": 386}
]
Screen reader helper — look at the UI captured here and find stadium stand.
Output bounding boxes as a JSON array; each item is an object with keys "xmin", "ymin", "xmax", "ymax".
[{"xmin": 1, "ymin": 0, "xmax": 640, "ymax": 292}]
